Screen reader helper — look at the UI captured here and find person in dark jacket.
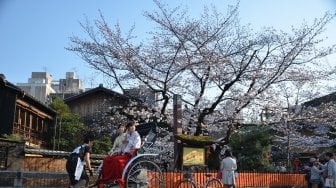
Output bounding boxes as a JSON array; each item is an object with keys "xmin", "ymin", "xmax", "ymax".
[{"xmin": 66, "ymin": 134, "xmax": 94, "ymax": 188}]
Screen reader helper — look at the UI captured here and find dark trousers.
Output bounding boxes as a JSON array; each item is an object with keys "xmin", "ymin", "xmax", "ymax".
[{"xmin": 66, "ymin": 154, "xmax": 89, "ymax": 186}]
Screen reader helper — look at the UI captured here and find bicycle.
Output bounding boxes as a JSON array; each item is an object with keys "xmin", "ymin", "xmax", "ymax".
[{"xmin": 176, "ymin": 167, "xmax": 223, "ymax": 188}]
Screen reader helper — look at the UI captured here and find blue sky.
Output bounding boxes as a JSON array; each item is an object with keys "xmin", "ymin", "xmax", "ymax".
[{"xmin": 1, "ymin": 0, "xmax": 335, "ymax": 89}]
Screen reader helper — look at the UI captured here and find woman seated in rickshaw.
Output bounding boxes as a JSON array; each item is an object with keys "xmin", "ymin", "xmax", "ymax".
[
  {"xmin": 100, "ymin": 121, "xmax": 141, "ymax": 183},
  {"xmin": 108, "ymin": 123, "xmax": 127, "ymax": 155}
]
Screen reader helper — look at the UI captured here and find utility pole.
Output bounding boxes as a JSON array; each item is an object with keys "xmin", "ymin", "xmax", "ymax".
[
  {"xmin": 173, "ymin": 94, "xmax": 182, "ymax": 170},
  {"xmin": 53, "ymin": 117, "xmax": 57, "ymax": 151},
  {"xmin": 285, "ymin": 117, "xmax": 290, "ymax": 168},
  {"xmin": 57, "ymin": 116, "xmax": 62, "ymax": 150},
  {"xmin": 281, "ymin": 110, "xmax": 291, "ymax": 170}
]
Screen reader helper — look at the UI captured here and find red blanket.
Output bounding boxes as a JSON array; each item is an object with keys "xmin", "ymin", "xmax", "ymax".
[
  {"xmin": 99, "ymin": 154, "xmax": 132, "ymax": 187},
  {"xmin": 99, "ymin": 150, "xmax": 138, "ymax": 187}
]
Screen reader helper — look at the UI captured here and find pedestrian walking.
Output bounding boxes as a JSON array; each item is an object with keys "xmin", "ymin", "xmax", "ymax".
[
  {"xmin": 324, "ymin": 152, "xmax": 336, "ymax": 188},
  {"xmin": 310, "ymin": 158, "xmax": 324, "ymax": 188},
  {"xmin": 220, "ymin": 149, "xmax": 237, "ymax": 188},
  {"xmin": 66, "ymin": 134, "xmax": 94, "ymax": 188}
]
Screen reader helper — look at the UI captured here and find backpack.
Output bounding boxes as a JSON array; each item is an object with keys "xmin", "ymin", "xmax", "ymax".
[
  {"xmin": 78, "ymin": 145, "xmax": 86, "ymax": 161},
  {"xmin": 69, "ymin": 145, "xmax": 86, "ymax": 161}
]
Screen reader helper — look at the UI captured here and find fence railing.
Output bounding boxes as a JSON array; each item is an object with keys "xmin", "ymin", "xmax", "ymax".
[
  {"xmin": 0, "ymin": 170, "xmax": 307, "ymax": 188},
  {"xmin": 162, "ymin": 170, "xmax": 306, "ymax": 188}
]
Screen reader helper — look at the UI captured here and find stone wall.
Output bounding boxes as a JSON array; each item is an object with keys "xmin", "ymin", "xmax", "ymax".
[
  {"xmin": 0, "ymin": 139, "xmax": 68, "ymax": 172},
  {"xmin": 0, "ymin": 138, "xmax": 25, "ymax": 170}
]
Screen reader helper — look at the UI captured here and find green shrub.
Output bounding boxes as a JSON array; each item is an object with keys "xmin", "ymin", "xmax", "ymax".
[{"xmin": 229, "ymin": 125, "xmax": 274, "ymax": 171}]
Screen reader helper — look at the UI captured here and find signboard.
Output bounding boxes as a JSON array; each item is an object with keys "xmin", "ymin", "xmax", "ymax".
[{"xmin": 182, "ymin": 147, "xmax": 205, "ymax": 166}]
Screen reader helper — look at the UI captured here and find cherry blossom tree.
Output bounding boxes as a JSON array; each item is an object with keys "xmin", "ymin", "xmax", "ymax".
[
  {"xmin": 68, "ymin": 0, "xmax": 336, "ymax": 141},
  {"xmin": 259, "ymin": 80, "xmax": 336, "ymax": 167}
]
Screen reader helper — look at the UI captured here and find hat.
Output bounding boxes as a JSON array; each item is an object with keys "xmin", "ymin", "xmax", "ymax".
[{"xmin": 310, "ymin": 158, "xmax": 316, "ymax": 162}]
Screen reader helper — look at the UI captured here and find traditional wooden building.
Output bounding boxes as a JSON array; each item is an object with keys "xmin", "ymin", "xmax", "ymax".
[
  {"xmin": 64, "ymin": 84, "xmax": 138, "ymax": 126},
  {"xmin": 0, "ymin": 75, "xmax": 56, "ymax": 148}
]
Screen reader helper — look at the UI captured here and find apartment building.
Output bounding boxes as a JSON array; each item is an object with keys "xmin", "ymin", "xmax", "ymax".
[{"xmin": 17, "ymin": 72, "xmax": 55, "ymax": 104}]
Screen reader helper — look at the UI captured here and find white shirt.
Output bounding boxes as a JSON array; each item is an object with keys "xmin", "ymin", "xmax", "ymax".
[
  {"xmin": 123, "ymin": 131, "xmax": 141, "ymax": 153},
  {"xmin": 221, "ymin": 157, "xmax": 237, "ymax": 171}
]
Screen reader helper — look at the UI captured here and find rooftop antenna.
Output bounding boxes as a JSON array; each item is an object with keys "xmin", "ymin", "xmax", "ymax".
[{"xmin": 42, "ymin": 66, "xmax": 48, "ymax": 73}]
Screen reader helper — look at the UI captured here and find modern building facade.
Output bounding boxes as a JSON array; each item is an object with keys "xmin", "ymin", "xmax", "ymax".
[
  {"xmin": 53, "ymin": 72, "xmax": 83, "ymax": 94},
  {"xmin": 16, "ymin": 71, "xmax": 84, "ymax": 103},
  {"xmin": 50, "ymin": 72, "xmax": 83, "ymax": 100},
  {"xmin": 16, "ymin": 72, "xmax": 55, "ymax": 104}
]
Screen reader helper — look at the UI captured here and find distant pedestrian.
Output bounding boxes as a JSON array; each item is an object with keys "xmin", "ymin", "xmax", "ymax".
[
  {"xmin": 220, "ymin": 149, "xmax": 237, "ymax": 188},
  {"xmin": 310, "ymin": 158, "xmax": 324, "ymax": 188},
  {"xmin": 305, "ymin": 158, "xmax": 316, "ymax": 188},
  {"xmin": 66, "ymin": 134, "xmax": 94, "ymax": 188},
  {"xmin": 325, "ymin": 152, "xmax": 336, "ymax": 188}
]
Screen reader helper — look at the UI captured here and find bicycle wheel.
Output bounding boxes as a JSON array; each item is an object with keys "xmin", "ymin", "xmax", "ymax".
[
  {"xmin": 125, "ymin": 159, "xmax": 164, "ymax": 188},
  {"xmin": 205, "ymin": 178, "xmax": 223, "ymax": 188},
  {"xmin": 176, "ymin": 179, "xmax": 196, "ymax": 188}
]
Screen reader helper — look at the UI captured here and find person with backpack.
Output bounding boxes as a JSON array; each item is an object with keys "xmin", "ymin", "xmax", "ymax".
[{"xmin": 66, "ymin": 134, "xmax": 94, "ymax": 188}]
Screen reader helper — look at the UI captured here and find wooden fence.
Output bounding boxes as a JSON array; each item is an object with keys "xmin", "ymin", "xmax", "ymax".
[
  {"xmin": 236, "ymin": 173, "xmax": 306, "ymax": 187},
  {"xmin": 0, "ymin": 156, "xmax": 308, "ymax": 187},
  {"xmin": 0, "ymin": 170, "xmax": 307, "ymax": 188},
  {"xmin": 162, "ymin": 172, "xmax": 306, "ymax": 188}
]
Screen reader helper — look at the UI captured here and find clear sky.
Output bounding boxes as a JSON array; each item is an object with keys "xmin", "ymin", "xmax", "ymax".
[{"xmin": 1, "ymin": 0, "xmax": 336, "ymax": 89}]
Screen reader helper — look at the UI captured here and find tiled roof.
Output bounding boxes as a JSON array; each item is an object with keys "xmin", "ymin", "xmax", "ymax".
[
  {"xmin": 64, "ymin": 84, "xmax": 138, "ymax": 103},
  {"xmin": 0, "ymin": 76, "xmax": 56, "ymax": 115},
  {"xmin": 303, "ymin": 92, "xmax": 336, "ymax": 107}
]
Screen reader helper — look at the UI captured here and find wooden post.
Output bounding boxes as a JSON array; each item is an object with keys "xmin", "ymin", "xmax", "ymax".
[{"xmin": 173, "ymin": 94, "xmax": 182, "ymax": 169}]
